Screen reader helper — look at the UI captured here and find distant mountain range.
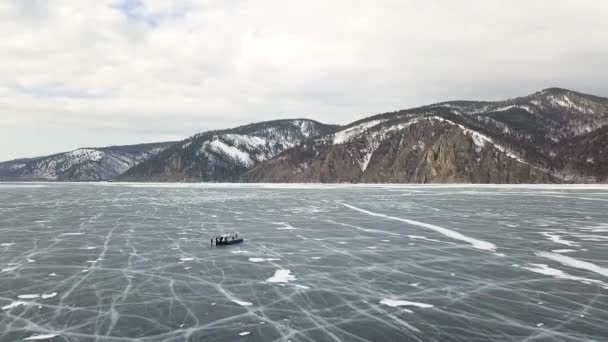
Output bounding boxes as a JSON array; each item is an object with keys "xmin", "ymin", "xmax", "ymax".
[
  {"xmin": 0, "ymin": 143, "xmax": 173, "ymax": 181},
  {"xmin": 2, "ymin": 88, "xmax": 607, "ymax": 183}
]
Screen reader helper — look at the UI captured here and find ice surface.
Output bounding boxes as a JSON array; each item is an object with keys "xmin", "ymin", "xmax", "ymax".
[
  {"xmin": 229, "ymin": 250, "xmax": 250, "ymax": 254},
  {"xmin": 0, "ymin": 183, "xmax": 607, "ymax": 341}
]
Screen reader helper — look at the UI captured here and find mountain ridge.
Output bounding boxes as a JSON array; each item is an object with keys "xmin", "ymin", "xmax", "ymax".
[
  {"xmin": 118, "ymin": 119, "xmax": 339, "ymax": 182},
  {"xmin": 2, "ymin": 88, "xmax": 607, "ymax": 183}
]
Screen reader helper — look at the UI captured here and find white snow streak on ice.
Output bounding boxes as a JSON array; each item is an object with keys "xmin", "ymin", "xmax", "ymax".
[
  {"xmin": 536, "ymin": 252, "xmax": 608, "ymax": 277},
  {"xmin": 23, "ymin": 334, "xmax": 60, "ymax": 341},
  {"xmin": 540, "ymin": 232, "xmax": 578, "ymax": 246},
  {"xmin": 408, "ymin": 235, "xmax": 446, "ymax": 243},
  {"xmin": 519, "ymin": 264, "xmax": 608, "ymax": 288},
  {"xmin": 239, "ymin": 331, "xmax": 251, "ymax": 336},
  {"xmin": 340, "ymin": 203, "xmax": 497, "ymax": 252},
  {"xmin": 0, "ymin": 243, "xmax": 15, "ymax": 246},
  {"xmin": 552, "ymin": 249, "xmax": 576, "ymax": 254},
  {"xmin": 2, "ymin": 301, "xmax": 28, "ymax": 310},
  {"xmin": 231, "ymin": 299, "xmax": 253, "ymax": 306},
  {"xmin": 42, "ymin": 293, "xmax": 57, "ymax": 299},
  {"xmin": 380, "ymin": 299, "xmax": 434, "ymax": 308},
  {"xmin": 17, "ymin": 294, "xmax": 40, "ymax": 299},
  {"xmin": 248, "ymin": 258, "xmax": 281, "ymax": 263}
]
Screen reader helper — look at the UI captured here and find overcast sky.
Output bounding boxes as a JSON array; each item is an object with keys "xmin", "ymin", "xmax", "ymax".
[{"xmin": 1, "ymin": 0, "xmax": 607, "ymax": 161}]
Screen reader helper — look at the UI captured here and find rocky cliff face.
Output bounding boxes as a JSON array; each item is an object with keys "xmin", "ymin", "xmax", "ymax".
[
  {"xmin": 0, "ymin": 142, "xmax": 173, "ymax": 181},
  {"xmin": 118, "ymin": 119, "xmax": 338, "ymax": 182},
  {"xmin": 243, "ymin": 119, "xmax": 556, "ymax": 183},
  {"xmin": 244, "ymin": 88, "xmax": 608, "ymax": 183}
]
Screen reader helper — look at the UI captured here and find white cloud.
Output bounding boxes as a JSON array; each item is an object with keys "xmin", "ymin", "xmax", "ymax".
[{"xmin": 1, "ymin": 0, "xmax": 607, "ymax": 160}]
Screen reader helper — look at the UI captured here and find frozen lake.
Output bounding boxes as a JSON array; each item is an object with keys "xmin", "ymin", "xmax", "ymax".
[{"xmin": 1, "ymin": 183, "xmax": 607, "ymax": 341}]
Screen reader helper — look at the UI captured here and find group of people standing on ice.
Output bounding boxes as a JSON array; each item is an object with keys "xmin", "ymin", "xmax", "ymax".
[{"xmin": 211, "ymin": 233, "xmax": 239, "ymax": 245}]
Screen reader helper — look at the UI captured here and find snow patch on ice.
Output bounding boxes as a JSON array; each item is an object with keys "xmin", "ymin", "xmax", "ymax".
[{"xmin": 267, "ymin": 269, "xmax": 297, "ymax": 284}]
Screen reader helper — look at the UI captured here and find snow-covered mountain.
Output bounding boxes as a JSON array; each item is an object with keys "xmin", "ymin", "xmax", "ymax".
[
  {"xmin": 0, "ymin": 142, "xmax": 173, "ymax": 181},
  {"xmin": 118, "ymin": 119, "xmax": 338, "ymax": 182},
  {"xmin": 244, "ymin": 88, "xmax": 608, "ymax": 183}
]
